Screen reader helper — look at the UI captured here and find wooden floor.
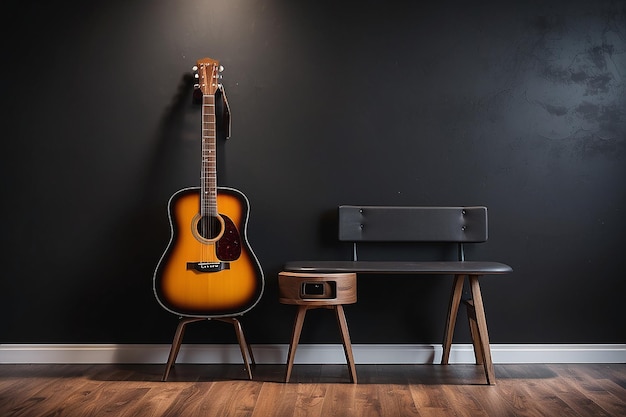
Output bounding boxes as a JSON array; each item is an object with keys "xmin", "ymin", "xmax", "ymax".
[{"xmin": 1, "ymin": 363, "xmax": 625, "ymax": 417}]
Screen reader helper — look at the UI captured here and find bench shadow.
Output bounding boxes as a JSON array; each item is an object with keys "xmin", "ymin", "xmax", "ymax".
[{"xmin": 79, "ymin": 363, "xmax": 559, "ymax": 385}]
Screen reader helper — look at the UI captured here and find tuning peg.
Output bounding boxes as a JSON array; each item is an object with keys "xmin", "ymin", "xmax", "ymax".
[
  {"xmin": 219, "ymin": 65, "xmax": 224, "ymax": 72},
  {"xmin": 194, "ymin": 73, "xmax": 199, "ymax": 79},
  {"xmin": 192, "ymin": 65, "xmax": 198, "ymax": 71}
]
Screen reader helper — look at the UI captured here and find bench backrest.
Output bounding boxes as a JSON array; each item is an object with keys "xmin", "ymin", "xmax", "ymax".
[{"xmin": 338, "ymin": 205, "xmax": 489, "ymax": 261}]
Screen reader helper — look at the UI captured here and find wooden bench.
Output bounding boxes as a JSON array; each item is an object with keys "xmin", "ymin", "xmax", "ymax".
[{"xmin": 282, "ymin": 205, "xmax": 512, "ymax": 385}]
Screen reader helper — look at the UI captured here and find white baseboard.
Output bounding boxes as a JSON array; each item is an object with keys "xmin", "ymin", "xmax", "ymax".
[
  {"xmin": 1, "ymin": 344, "xmax": 625, "ymax": 364},
  {"xmin": 0, "ymin": 344, "xmax": 626, "ymax": 364}
]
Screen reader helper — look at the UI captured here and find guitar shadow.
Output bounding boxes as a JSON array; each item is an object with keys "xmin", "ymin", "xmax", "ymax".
[{"xmin": 55, "ymin": 73, "xmax": 236, "ymax": 344}]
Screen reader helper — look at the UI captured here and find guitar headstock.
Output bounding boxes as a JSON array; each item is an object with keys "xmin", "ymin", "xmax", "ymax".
[{"xmin": 193, "ymin": 57, "xmax": 223, "ymax": 96}]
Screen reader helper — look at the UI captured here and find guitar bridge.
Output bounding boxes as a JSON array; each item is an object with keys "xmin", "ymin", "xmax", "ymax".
[{"xmin": 187, "ymin": 262, "xmax": 231, "ymax": 273}]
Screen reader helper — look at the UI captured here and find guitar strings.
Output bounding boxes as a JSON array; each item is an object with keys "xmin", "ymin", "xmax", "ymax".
[{"xmin": 202, "ymin": 92, "xmax": 217, "ymax": 263}]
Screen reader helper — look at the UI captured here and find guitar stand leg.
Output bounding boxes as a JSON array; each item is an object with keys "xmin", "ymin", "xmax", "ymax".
[
  {"xmin": 216, "ymin": 317, "xmax": 255, "ymax": 380},
  {"xmin": 162, "ymin": 317, "xmax": 204, "ymax": 381}
]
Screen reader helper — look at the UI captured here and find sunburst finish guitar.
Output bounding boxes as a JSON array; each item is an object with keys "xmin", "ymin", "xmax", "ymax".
[{"xmin": 153, "ymin": 57, "xmax": 264, "ymax": 318}]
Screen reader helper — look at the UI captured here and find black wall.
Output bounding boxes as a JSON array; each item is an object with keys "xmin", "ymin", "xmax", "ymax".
[{"xmin": 2, "ymin": 0, "xmax": 625, "ymax": 346}]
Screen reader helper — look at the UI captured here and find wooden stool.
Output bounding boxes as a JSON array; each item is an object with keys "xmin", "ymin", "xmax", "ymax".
[{"xmin": 278, "ymin": 271, "xmax": 357, "ymax": 383}]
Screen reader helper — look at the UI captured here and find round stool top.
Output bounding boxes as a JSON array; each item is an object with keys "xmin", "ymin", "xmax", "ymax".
[{"xmin": 278, "ymin": 271, "xmax": 357, "ymax": 305}]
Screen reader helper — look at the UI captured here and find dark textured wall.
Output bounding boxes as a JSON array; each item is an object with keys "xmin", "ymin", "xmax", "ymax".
[{"xmin": 1, "ymin": 0, "xmax": 625, "ymax": 346}]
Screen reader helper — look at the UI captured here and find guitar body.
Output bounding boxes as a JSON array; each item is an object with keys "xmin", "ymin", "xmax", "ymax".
[{"xmin": 153, "ymin": 186, "xmax": 264, "ymax": 317}]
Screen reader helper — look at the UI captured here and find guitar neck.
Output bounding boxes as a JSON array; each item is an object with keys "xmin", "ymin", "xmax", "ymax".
[{"xmin": 201, "ymin": 93, "xmax": 217, "ymax": 217}]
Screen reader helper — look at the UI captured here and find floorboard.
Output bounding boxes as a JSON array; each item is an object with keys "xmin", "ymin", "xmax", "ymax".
[{"xmin": 0, "ymin": 364, "xmax": 625, "ymax": 417}]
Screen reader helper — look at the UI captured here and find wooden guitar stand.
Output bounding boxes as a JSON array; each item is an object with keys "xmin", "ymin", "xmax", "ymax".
[{"xmin": 162, "ymin": 316, "xmax": 255, "ymax": 381}]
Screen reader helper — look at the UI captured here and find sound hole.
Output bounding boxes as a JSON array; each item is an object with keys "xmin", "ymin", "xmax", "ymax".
[{"xmin": 197, "ymin": 215, "xmax": 222, "ymax": 239}]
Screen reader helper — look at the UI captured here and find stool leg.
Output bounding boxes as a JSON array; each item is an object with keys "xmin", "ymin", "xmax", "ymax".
[
  {"xmin": 442, "ymin": 275, "xmax": 465, "ymax": 365},
  {"xmin": 162, "ymin": 317, "xmax": 203, "ymax": 381},
  {"xmin": 285, "ymin": 305, "xmax": 309, "ymax": 383},
  {"xmin": 468, "ymin": 275, "xmax": 495, "ymax": 385},
  {"xmin": 334, "ymin": 305, "xmax": 357, "ymax": 384}
]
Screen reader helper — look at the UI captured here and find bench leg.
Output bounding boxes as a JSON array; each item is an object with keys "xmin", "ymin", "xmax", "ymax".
[
  {"xmin": 442, "ymin": 274, "xmax": 465, "ymax": 365},
  {"xmin": 468, "ymin": 275, "xmax": 496, "ymax": 385},
  {"xmin": 335, "ymin": 304, "xmax": 357, "ymax": 383},
  {"xmin": 464, "ymin": 300, "xmax": 485, "ymax": 365}
]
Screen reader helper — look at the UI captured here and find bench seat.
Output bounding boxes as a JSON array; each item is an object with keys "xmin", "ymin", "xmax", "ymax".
[{"xmin": 284, "ymin": 260, "xmax": 512, "ymax": 275}]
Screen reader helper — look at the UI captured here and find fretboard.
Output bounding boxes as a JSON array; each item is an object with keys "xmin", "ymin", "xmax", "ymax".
[{"xmin": 200, "ymin": 94, "xmax": 217, "ymax": 217}]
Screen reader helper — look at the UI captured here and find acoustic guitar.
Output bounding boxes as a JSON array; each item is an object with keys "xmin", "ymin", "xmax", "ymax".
[{"xmin": 153, "ymin": 57, "xmax": 264, "ymax": 317}]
